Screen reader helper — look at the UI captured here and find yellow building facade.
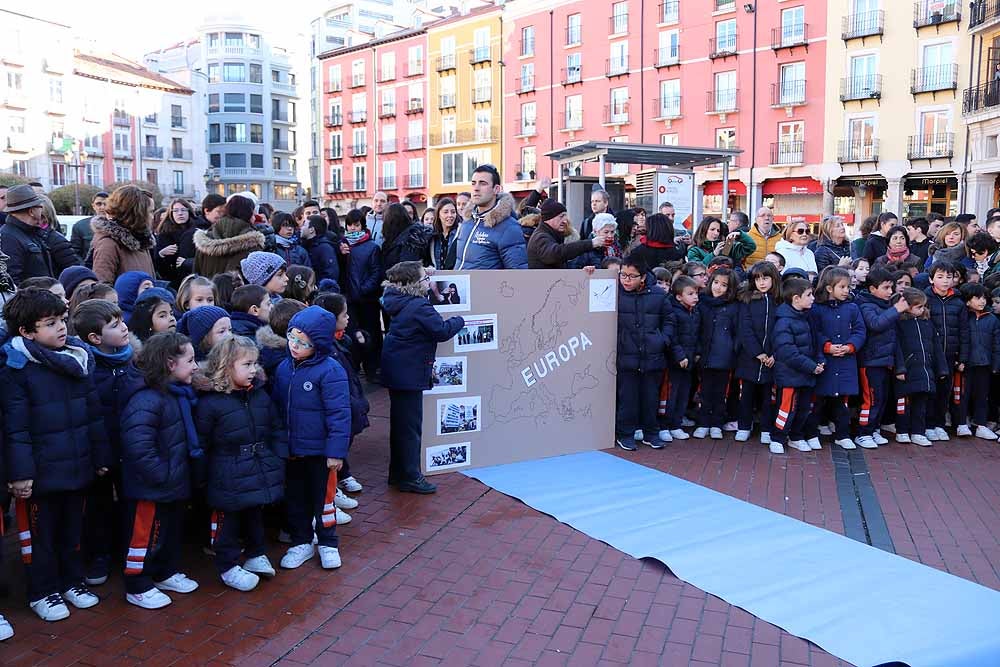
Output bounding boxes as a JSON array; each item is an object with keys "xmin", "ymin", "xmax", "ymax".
[{"xmin": 427, "ymin": 5, "xmax": 504, "ymax": 201}]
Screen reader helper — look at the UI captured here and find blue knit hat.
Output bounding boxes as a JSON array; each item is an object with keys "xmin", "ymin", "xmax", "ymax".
[
  {"xmin": 240, "ymin": 251, "xmax": 286, "ymax": 287},
  {"xmin": 178, "ymin": 305, "xmax": 230, "ymax": 351},
  {"xmin": 58, "ymin": 266, "xmax": 98, "ymax": 298}
]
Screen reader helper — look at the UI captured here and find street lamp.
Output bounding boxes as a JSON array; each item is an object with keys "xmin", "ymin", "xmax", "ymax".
[
  {"xmin": 63, "ymin": 149, "xmax": 89, "ymax": 215},
  {"xmin": 203, "ymin": 167, "xmax": 220, "ymax": 195}
]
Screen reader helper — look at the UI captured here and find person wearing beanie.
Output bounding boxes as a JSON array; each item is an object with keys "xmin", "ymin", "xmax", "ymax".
[
  {"xmin": 240, "ymin": 251, "xmax": 289, "ymax": 301},
  {"xmin": 114, "ymin": 271, "xmax": 155, "ymax": 324},
  {"xmin": 527, "ymin": 198, "xmax": 607, "ymax": 269},
  {"xmin": 178, "ymin": 305, "xmax": 232, "ymax": 360},
  {"xmin": 59, "ymin": 266, "xmax": 99, "ymax": 301}
]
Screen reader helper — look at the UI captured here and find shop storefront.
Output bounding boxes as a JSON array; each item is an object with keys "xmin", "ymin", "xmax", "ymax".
[
  {"xmin": 833, "ymin": 176, "xmax": 887, "ymax": 225},
  {"xmin": 702, "ymin": 180, "xmax": 746, "ymax": 217},
  {"xmin": 761, "ymin": 177, "xmax": 823, "ymax": 229},
  {"xmin": 902, "ymin": 175, "xmax": 958, "ymax": 218}
]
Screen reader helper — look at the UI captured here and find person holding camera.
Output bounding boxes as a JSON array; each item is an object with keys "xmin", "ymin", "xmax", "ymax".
[{"xmin": 686, "ymin": 216, "xmax": 757, "ymax": 268}]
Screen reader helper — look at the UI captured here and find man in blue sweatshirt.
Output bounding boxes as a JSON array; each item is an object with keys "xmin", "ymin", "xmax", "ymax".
[{"xmin": 452, "ymin": 165, "xmax": 528, "ymax": 270}]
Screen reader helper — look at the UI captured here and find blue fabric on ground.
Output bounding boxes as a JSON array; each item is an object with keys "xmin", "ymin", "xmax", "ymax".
[{"xmin": 464, "ymin": 451, "xmax": 1000, "ymax": 667}]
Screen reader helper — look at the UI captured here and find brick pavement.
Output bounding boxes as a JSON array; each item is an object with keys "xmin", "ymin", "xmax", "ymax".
[{"xmin": 0, "ymin": 386, "xmax": 995, "ymax": 666}]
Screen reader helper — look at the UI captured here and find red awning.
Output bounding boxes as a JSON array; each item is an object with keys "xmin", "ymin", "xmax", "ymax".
[
  {"xmin": 703, "ymin": 180, "xmax": 746, "ymax": 196},
  {"xmin": 762, "ymin": 177, "xmax": 823, "ymax": 196}
]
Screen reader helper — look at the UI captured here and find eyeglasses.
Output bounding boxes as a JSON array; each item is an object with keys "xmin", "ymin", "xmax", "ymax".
[
  {"xmin": 619, "ymin": 272, "xmax": 642, "ymax": 280},
  {"xmin": 690, "ymin": 272, "xmax": 708, "ymax": 278},
  {"xmin": 286, "ymin": 333, "xmax": 314, "ymax": 349},
  {"xmin": 419, "ymin": 275, "xmax": 431, "ymax": 284}
]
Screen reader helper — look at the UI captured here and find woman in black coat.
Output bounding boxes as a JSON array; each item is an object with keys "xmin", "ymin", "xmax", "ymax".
[
  {"xmin": 154, "ymin": 198, "xmax": 199, "ymax": 288},
  {"xmin": 381, "ymin": 203, "xmax": 432, "ymax": 269},
  {"xmin": 629, "ymin": 213, "xmax": 685, "ymax": 269}
]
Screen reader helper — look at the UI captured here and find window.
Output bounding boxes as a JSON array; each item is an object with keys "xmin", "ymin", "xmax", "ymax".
[
  {"xmin": 408, "ymin": 158, "xmax": 423, "ymax": 185},
  {"xmin": 48, "ymin": 77, "xmax": 63, "ymax": 103},
  {"xmin": 441, "ymin": 36, "xmax": 456, "ymax": 58},
  {"xmin": 440, "ymin": 76, "xmax": 456, "ymax": 108},
  {"xmin": 209, "ymin": 124, "xmax": 220, "ymax": 143},
  {"xmin": 329, "ymin": 64, "xmax": 342, "ymax": 90},
  {"xmin": 566, "ymin": 53, "xmax": 581, "ymax": 83},
  {"xmin": 780, "ymin": 6, "xmax": 805, "ymax": 46},
  {"xmin": 612, "ymin": 2, "xmax": 628, "ymax": 34},
  {"xmin": 329, "ymin": 99, "xmax": 342, "ymax": 123},
  {"xmin": 847, "ymin": 116, "xmax": 876, "ymax": 159},
  {"xmin": 473, "ymin": 28, "xmax": 490, "ymax": 62},
  {"xmin": 224, "ymin": 93, "xmax": 245, "ymax": 112},
  {"xmin": 51, "ymin": 162, "xmax": 67, "ymax": 187},
  {"xmin": 223, "ymin": 63, "xmax": 245, "ymax": 82},
  {"xmin": 224, "ymin": 32, "xmax": 243, "ymax": 47},
  {"xmin": 610, "ymin": 42, "xmax": 628, "ymax": 74},
  {"xmin": 351, "ymin": 59, "xmax": 365, "ymax": 86},
  {"xmin": 382, "ymin": 124, "xmax": 396, "ymax": 152},
  {"xmin": 567, "ymin": 13, "xmax": 581, "ymax": 45},
  {"xmin": 381, "ymin": 89, "xmax": 395, "ymax": 115},
  {"xmin": 353, "ymin": 163, "xmax": 366, "ymax": 190},
  {"xmin": 288, "ymin": 130, "xmax": 296, "ymax": 151},
  {"xmin": 408, "ymin": 82, "xmax": 423, "ymax": 109},
  {"xmin": 715, "ymin": 19, "xmax": 736, "ymax": 53},
  {"xmin": 662, "ymin": 0, "xmax": 679, "ymax": 23},
  {"xmin": 922, "ymin": 42, "xmax": 954, "ymax": 89},
  {"xmin": 250, "ymin": 94, "xmax": 263, "ymax": 113},
  {"xmin": 250, "ymin": 63, "xmax": 262, "ymax": 84},
  {"xmin": 565, "ymin": 95, "xmax": 583, "ymax": 128},
  {"xmin": 272, "ymin": 69, "xmax": 281, "ymax": 83},
  {"xmin": 171, "ymin": 138, "xmax": 184, "ymax": 158},
  {"xmin": 382, "ymin": 161, "xmax": 396, "ymax": 188},
  {"xmin": 84, "ymin": 162, "xmax": 102, "ymax": 186},
  {"xmin": 408, "ymin": 45, "xmax": 423, "ymax": 74},
  {"xmin": 918, "ymin": 110, "xmax": 950, "ymax": 154},
  {"xmin": 475, "ymin": 110, "xmax": 491, "ymax": 142},
  {"xmin": 250, "ymin": 154, "xmax": 264, "ymax": 168},
  {"xmin": 848, "ymin": 54, "xmax": 877, "ymax": 98},
  {"xmin": 474, "ymin": 69, "xmax": 492, "ymax": 101},
  {"xmin": 714, "ymin": 70, "xmax": 737, "ymax": 111},
  {"xmin": 208, "ymin": 93, "xmax": 220, "ymax": 113},
  {"xmin": 716, "ymin": 127, "xmax": 737, "ymax": 151},
  {"xmin": 779, "ymin": 62, "xmax": 806, "ymax": 104},
  {"xmin": 443, "ymin": 116, "xmax": 457, "ymax": 144},
  {"xmin": 442, "ymin": 150, "xmax": 485, "ymax": 185},
  {"xmin": 208, "ymin": 33, "xmax": 219, "ymax": 48},
  {"xmin": 225, "ymin": 153, "xmax": 247, "ymax": 168},
  {"xmin": 210, "ymin": 154, "xmax": 221, "ymax": 168},
  {"xmin": 610, "ymin": 87, "xmax": 629, "ymax": 123},
  {"xmin": 521, "ymin": 26, "xmax": 535, "ymax": 56},
  {"xmin": 776, "ymin": 121, "xmax": 804, "ymax": 164},
  {"xmin": 352, "ymin": 127, "xmax": 365, "ymax": 153},
  {"xmin": 207, "ymin": 63, "xmax": 219, "ymax": 83},
  {"xmin": 658, "ymin": 79, "xmax": 681, "ymax": 117},
  {"xmin": 330, "ymin": 133, "xmax": 343, "ymax": 158},
  {"xmin": 329, "ymin": 166, "xmax": 342, "ymax": 190},
  {"xmin": 520, "ymin": 63, "xmax": 534, "ymax": 91},
  {"xmin": 250, "ymin": 124, "xmax": 263, "ymax": 143},
  {"xmin": 380, "ymin": 53, "xmax": 395, "ymax": 80},
  {"xmin": 520, "ymin": 147, "xmax": 536, "ymax": 179},
  {"xmin": 661, "ymin": 133, "xmax": 679, "ymax": 145},
  {"xmin": 172, "ymin": 171, "xmax": 184, "ymax": 194},
  {"xmin": 658, "ymin": 30, "xmax": 680, "ymax": 65},
  {"xmin": 520, "ymin": 102, "xmax": 537, "ymax": 135},
  {"xmin": 115, "ymin": 164, "xmax": 130, "ymax": 182},
  {"xmin": 83, "ymin": 134, "xmax": 100, "ymax": 151},
  {"xmin": 114, "ymin": 130, "xmax": 130, "ymax": 152},
  {"xmin": 224, "ymin": 123, "xmax": 247, "ymax": 143},
  {"xmin": 272, "ymin": 98, "xmax": 282, "ymax": 120}
]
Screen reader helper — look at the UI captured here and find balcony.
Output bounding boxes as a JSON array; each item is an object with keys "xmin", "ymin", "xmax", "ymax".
[
  {"xmin": 603, "ymin": 103, "xmax": 629, "ymax": 126},
  {"xmin": 379, "ymin": 104, "xmax": 396, "ymax": 118},
  {"xmin": 609, "ymin": 13, "xmax": 628, "ymax": 35},
  {"xmin": 141, "ymin": 146, "xmax": 164, "ymax": 159},
  {"xmin": 561, "ymin": 66, "xmax": 582, "ymax": 85},
  {"xmin": 379, "ymin": 139, "xmax": 397, "ymax": 154},
  {"xmin": 910, "ymin": 64, "xmax": 958, "ymax": 94},
  {"xmin": 561, "ymin": 113, "xmax": 583, "ymax": 132},
  {"xmin": 837, "ymin": 140, "xmax": 879, "ymax": 163},
  {"xmin": 350, "ymin": 75, "xmax": 365, "ymax": 88},
  {"xmin": 273, "ymin": 141, "xmax": 294, "ymax": 152},
  {"xmin": 652, "ymin": 96, "xmax": 681, "ymax": 119},
  {"xmin": 112, "ymin": 113, "xmax": 130, "ymax": 127},
  {"xmin": 405, "ymin": 173, "xmax": 425, "ymax": 188},
  {"xmin": 771, "ymin": 24, "xmax": 808, "ymax": 50},
  {"xmin": 169, "ymin": 149, "xmax": 192, "ymax": 161},
  {"xmin": 436, "ymin": 54, "xmax": 457, "ymax": 71},
  {"xmin": 606, "ymin": 57, "xmax": 629, "ymax": 77},
  {"xmin": 350, "ymin": 143, "xmax": 367, "ymax": 157},
  {"xmin": 2, "ymin": 90, "xmax": 28, "ymax": 109},
  {"xmin": 565, "ymin": 26, "xmax": 581, "ymax": 46},
  {"xmin": 206, "ymin": 44, "xmax": 262, "ymax": 58},
  {"xmin": 4, "ymin": 136, "xmax": 31, "ymax": 153},
  {"xmin": 771, "ymin": 80, "xmax": 806, "ymax": 107},
  {"xmin": 472, "ymin": 87, "xmax": 492, "ymax": 103},
  {"xmin": 842, "ymin": 11, "xmax": 884, "ymax": 40},
  {"xmin": 716, "ymin": 0, "xmax": 735, "ymax": 9},
  {"xmin": 327, "ymin": 81, "xmax": 343, "ymax": 93},
  {"xmin": 272, "ymin": 111, "xmax": 290, "ymax": 123},
  {"xmin": 325, "ymin": 148, "xmax": 343, "ymax": 160},
  {"xmin": 654, "ymin": 46, "xmax": 680, "ymax": 68},
  {"xmin": 429, "ymin": 128, "xmax": 499, "ymax": 146},
  {"xmin": 469, "ymin": 47, "xmax": 492, "ymax": 65},
  {"xmin": 379, "ymin": 176, "xmax": 397, "ymax": 190},
  {"xmin": 660, "ymin": 0, "xmax": 679, "ymax": 23},
  {"xmin": 406, "ymin": 98, "xmax": 424, "ymax": 114},
  {"xmin": 971, "ymin": 0, "xmax": 1000, "ymax": 30},
  {"xmin": 325, "ymin": 181, "xmax": 344, "ymax": 194},
  {"xmin": 377, "ymin": 68, "xmax": 396, "ymax": 83},
  {"xmin": 113, "ymin": 147, "xmax": 133, "ymax": 159},
  {"xmin": 406, "ymin": 60, "xmax": 424, "ymax": 76},
  {"xmin": 219, "ymin": 167, "xmax": 264, "ymax": 178},
  {"xmin": 914, "ymin": 1, "xmax": 960, "ymax": 28},
  {"xmin": 274, "ymin": 169, "xmax": 296, "ymax": 180},
  {"xmin": 516, "ymin": 76, "xmax": 535, "ymax": 94},
  {"xmin": 840, "ymin": 75, "xmax": 883, "ymax": 102},
  {"xmin": 706, "ymin": 88, "xmax": 738, "ymax": 114},
  {"xmin": 709, "ymin": 35, "xmax": 738, "ymax": 59},
  {"xmin": 770, "ymin": 141, "xmax": 804, "ymax": 166},
  {"xmin": 170, "ymin": 115, "xmax": 187, "ymax": 129},
  {"xmin": 406, "ymin": 135, "xmax": 423, "ymax": 150},
  {"xmin": 963, "ymin": 81, "xmax": 1000, "ymax": 115},
  {"xmin": 46, "ymin": 99, "xmax": 67, "ymax": 116},
  {"xmin": 349, "ymin": 110, "xmax": 367, "ymax": 123},
  {"xmin": 273, "ymin": 82, "xmax": 297, "ymax": 97},
  {"xmin": 514, "ymin": 119, "xmax": 537, "ymax": 137},
  {"xmin": 907, "ymin": 133, "xmax": 954, "ymax": 160},
  {"xmin": 439, "ymin": 94, "xmax": 456, "ymax": 109},
  {"xmin": 514, "ymin": 164, "xmax": 537, "ymax": 181},
  {"xmin": 325, "ymin": 114, "xmax": 343, "ymax": 127}
]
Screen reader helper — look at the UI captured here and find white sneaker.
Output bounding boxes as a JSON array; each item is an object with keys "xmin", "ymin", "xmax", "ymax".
[
  {"xmin": 855, "ymin": 436, "xmax": 878, "ymax": 449},
  {"xmin": 818, "ymin": 424, "xmax": 833, "ymax": 436},
  {"xmin": 336, "ymin": 508, "xmax": 352, "ymax": 525},
  {"xmin": 709, "ymin": 427, "xmax": 723, "ymax": 439},
  {"xmin": 896, "ymin": 433, "xmax": 911, "ymax": 444},
  {"xmin": 975, "ymin": 425, "xmax": 999, "ymax": 441},
  {"xmin": 154, "ymin": 573, "xmax": 199, "ymax": 594},
  {"xmin": 681, "ymin": 417, "xmax": 695, "ymax": 427},
  {"xmin": 62, "ymin": 585, "xmax": 99, "ymax": 609},
  {"xmin": 834, "ymin": 438, "xmax": 855, "ymax": 450},
  {"xmin": 768, "ymin": 442, "xmax": 785, "ymax": 454},
  {"xmin": 788, "ymin": 440, "xmax": 811, "ymax": 452},
  {"xmin": 220, "ymin": 566, "xmax": 259, "ymax": 592},
  {"xmin": 760, "ymin": 432, "xmax": 772, "ymax": 445},
  {"xmin": 657, "ymin": 429, "xmax": 673, "ymax": 442},
  {"xmin": 911, "ymin": 434, "xmax": 933, "ymax": 447},
  {"xmin": 281, "ymin": 544, "xmax": 316, "ymax": 569},
  {"xmin": 957, "ymin": 424, "xmax": 973, "ymax": 437},
  {"xmin": 872, "ymin": 431, "xmax": 889, "ymax": 445},
  {"xmin": 934, "ymin": 427, "xmax": 951, "ymax": 442},
  {"xmin": 126, "ymin": 588, "xmax": 171, "ymax": 610},
  {"xmin": 29, "ymin": 594, "xmax": 69, "ymax": 622},
  {"xmin": 334, "ymin": 488, "xmax": 358, "ymax": 510},
  {"xmin": 925, "ymin": 429, "xmax": 940, "ymax": 442},
  {"xmin": 722, "ymin": 421, "xmax": 739, "ymax": 432},
  {"xmin": 670, "ymin": 429, "xmax": 690, "ymax": 440},
  {"xmin": 881, "ymin": 423, "xmax": 896, "ymax": 434},
  {"xmin": 734, "ymin": 429, "xmax": 751, "ymax": 442},
  {"xmin": 808, "ymin": 437, "xmax": 823, "ymax": 450},
  {"xmin": 278, "ymin": 529, "xmax": 292, "ymax": 544},
  {"xmin": 339, "ymin": 476, "xmax": 363, "ymax": 493},
  {"xmin": 318, "ymin": 546, "xmax": 342, "ymax": 569},
  {"xmin": 0, "ymin": 614, "xmax": 12, "ymax": 641},
  {"xmin": 243, "ymin": 555, "xmax": 276, "ymax": 578},
  {"xmin": 692, "ymin": 427, "xmax": 709, "ymax": 439}
]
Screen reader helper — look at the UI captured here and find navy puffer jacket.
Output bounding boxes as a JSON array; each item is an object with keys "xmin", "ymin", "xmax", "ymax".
[
  {"xmin": 194, "ymin": 387, "xmax": 287, "ymax": 511},
  {"xmin": 91, "ymin": 345, "xmax": 145, "ymax": 462},
  {"xmin": 669, "ymin": 299, "xmax": 700, "ymax": 367},
  {"xmin": 856, "ymin": 291, "xmax": 901, "ymax": 369},
  {"xmin": 331, "ymin": 336, "xmax": 370, "ymax": 436},
  {"xmin": 697, "ymin": 294, "xmax": 738, "ymax": 370},
  {"xmin": 1, "ymin": 337, "xmax": 110, "ymax": 492},
  {"xmin": 925, "ymin": 287, "xmax": 970, "ymax": 365},
  {"xmin": 735, "ymin": 294, "xmax": 777, "ymax": 383},
  {"xmin": 773, "ymin": 303, "xmax": 821, "ymax": 388},
  {"xmin": 616, "ymin": 278, "xmax": 673, "ymax": 373},
  {"xmin": 968, "ymin": 311, "xmax": 1000, "ymax": 370},
  {"xmin": 273, "ymin": 307, "xmax": 352, "ymax": 459},
  {"xmin": 812, "ymin": 299, "xmax": 866, "ymax": 396},
  {"xmin": 813, "ymin": 239, "xmax": 851, "ymax": 275},
  {"xmin": 894, "ymin": 317, "xmax": 947, "ymax": 395},
  {"xmin": 345, "ymin": 235, "xmax": 383, "ymax": 302},
  {"xmin": 380, "ymin": 286, "xmax": 464, "ymax": 390},
  {"xmin": 230, "ymin": 311, "xmax": 263, "ymax": 338},
  {"xmin": 120, "ymin": 385, "xmax": 193, "ymax": 502},
  {"xmin": 304, "ymin": 235, "xmax": 340, "ymax": 287}
]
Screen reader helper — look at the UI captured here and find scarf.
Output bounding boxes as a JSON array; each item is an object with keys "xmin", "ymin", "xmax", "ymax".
[
  {"xmin": 976, "ymin": 258, "xmax": 990, "ymax": 277},
  {"xmin": 167, "ymin": 383, "xmax": 203, "ymax": 459},
  {"xmin": 274, "ymin": 234, "xmax": 296, "ymax": 248},
  {"xmin": 639, "ymin": 236, "xmax": 675, "ymax": 249},
  {"xmin": 90, "ymin": 344, "xmax": 134, "ymax": 366},
  {"xmin": 335, "ymin": 329, "xmax": 345, "ymax": 340},
  {"xmin": 885, "ymin": 246, "xmax": 910, "ymax": 263},
  {"xmin": 13, "ymin": 336, "xmax": 90, "ymax": 378},
  {"xmin": 346, "ymin": 230, "xmax": 369, "ymax": 245}
]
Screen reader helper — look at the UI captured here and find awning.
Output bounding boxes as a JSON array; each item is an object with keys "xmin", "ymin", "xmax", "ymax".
[
  {"xmin": 762, "ymin": 177, "xmax": 822, "ymax": 196},
  {"xmin": 703, "ymin": 180, "xmax": 746, "ymax": 196}
]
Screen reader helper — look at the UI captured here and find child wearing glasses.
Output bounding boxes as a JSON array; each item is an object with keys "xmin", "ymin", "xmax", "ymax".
[{"xmin": 380, "ymin": 261, "xmax": 464, "ymax": 494}]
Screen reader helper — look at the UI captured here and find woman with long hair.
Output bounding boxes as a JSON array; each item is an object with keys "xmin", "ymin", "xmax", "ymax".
[
  {"xmin": 91, "ymin": 185, "xmax": 157, "ymax": 283},
  {"xmin": 193, "ymin": 195, "xmax": 267, "ymax": 277},
  {"xmin": 629, "ymin": 213, "xmax": 684, "ymax": 268},
  {"xmin": 429, "ymin": 198, "xmax": 459, "ymax": 269},
  {"xmin": 687, "ymin": 216, "xmax": 756, "ymax": 267},
  {"xmin": 155, "ymin": 198, "xmax": 199, "ymax": 288},
  {"xmin": 381, "ymin": 202, "xmax": 432, "ymax": 270},
  {"xmin": 813, "ymin": 215, "xmax": 852, "ymax": 274}
]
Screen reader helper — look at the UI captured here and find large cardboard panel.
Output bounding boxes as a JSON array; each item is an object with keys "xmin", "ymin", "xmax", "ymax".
[{"xmin": 421, "ymin": 269, "xmax": 618, "ymax": 475}]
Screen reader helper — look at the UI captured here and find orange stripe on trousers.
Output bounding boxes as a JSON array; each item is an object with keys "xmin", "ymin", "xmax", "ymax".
[
  {"xmin": 321, "ymin": 469, "xmax": 339, "ymax": 528},
  {"xmin": 125, "ymin": 500, "xmax": 155, "ymax": 575},
  {"xmin": 774, "ymin": 388, "xmax": 795, "ymax": 430},
  {"xmin": 858, "ymin": 368, "xmax": 873, "ymax": 426}
]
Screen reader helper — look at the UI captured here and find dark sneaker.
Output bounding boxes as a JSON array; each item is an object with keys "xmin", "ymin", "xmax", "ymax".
[
  {"xmin": 397, "ymin": 477, "xmax": 437, "ymax": 494},
  {"xmin": 616, "ymin": 436, "xmax": 638, "ymax": 451},
  {"xmin": 642, "ymin": 437, "xmax": 667, "ymax": 449}
]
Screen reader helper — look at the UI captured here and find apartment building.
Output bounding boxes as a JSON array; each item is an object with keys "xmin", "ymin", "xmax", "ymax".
[{"xmin": 962, "ymin": 1, "xmax": 1000, "ymax": 215}]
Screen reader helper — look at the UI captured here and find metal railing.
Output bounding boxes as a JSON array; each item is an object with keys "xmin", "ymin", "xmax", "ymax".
[
  {"xmin": 517, "ymin": 75, "xmax": 535, "ymax": 93},
  {"xmin": 377, "ymin": 68, "xmax": 395, "ymax": 82},
  {"xmin": 771, "ymin": 24, "xmax": 808, "ymax": 49},
  {"xmin": 379, "ymin": 176, "xmax": 397, "ymax": 189},
  {"xmin": 379, "ymin": 104, "xmax": 396, "ymax": 118},
  {"xmin": 770, "ymin": 141, "xmax": 805, "ymax": 165},
  {"xmin": 654, "ymin": 46, "xmax": 680, "ymax": 67},
  {"xmin": 170, "ymin": 115, "xmax": 187, "ymax": 129},
  {"xmin": 436, "ymin": 54, "xmax": 456, "ymax": 71},
  {"xmin": 709, "ymin": 35, "xmax": 738, "ymax": 59},
  {"xmin": 473, "ymin": 87, "xmax": 491, "ymax": 103},
  {"xmin": 653, "ymin": 96, "xmax": 681, "ymax": 118},
  {"xmin": 439, "ymin": 94, "xmax": 456, "ymax": 109},
  {"xmin": 325, "ymin": 148, "xmax": 342, "ymax": 160},
  {"xmin": 350, "ymin": 143, "xmax": 367, "ymax": 157},
  {"xmin": 469, "ymin": 47, "xmax": 491, "ymax": 65},
  {"xmin": 837, "ymin": 140, "xmax": 879, "ymax": 163},
  {"xmin": 840, "ymin": 75, "xmax": 883, "ymax": 101},
  {"xmin": 910, "ymin": 65, "xmax": 958, "ymax": 94},
  {"xmin": 606, "ymin": 57, "xmax": 629, "ymax": 77},
  {"xmin": 349, "ymin": 110, "xmax": 367, "ymax": 123},
  {"xmin": 273, "ymin": 141, "xmax": 291, "ymax": 151},
  {"xmin": 169, "ymin": 149, "xmax": 192, "ymax": 161},
  {"xmin": 272, "ymin": 112, "xmax": 288, "ymax": 122},
  {"xmin": 515, "ymin": 118, "xmax": 537, "ymax": 136},
  {"xmin": 325, "ymin": 181, "xmax": 344, "ymax": 194},
  {"xmin": 325, "ymin": 114, "xmax": 343, "ymax": 127},
  {"xmin": 660, "ymin": 0, "xmax": 679, "ymax": 23},
  {"xmin": 141, "ymin": 146, "xmax": 163, "ymax": 159},
  {"xmin": 406, "ymin": 135, "xmax": 423, "ymax": 150},
  {"xmin": 970, "ymin": 0, "xmax": 1000, "ymax": 29},
  {"xmin": 914, "ymin": 1, "xmax": 960, "ymax": 27},
  {"xmin": 842, "ymin": 11, "xmax": 885, "ymax": 40},
  {"xmin": 562, "ymin": 112, "xmax": 583, "ymax": 131},
  {"xmin": 406, "ymin": 60, "xmax": 424, "ymax": 76},
  {"xmin": 379, "ymin": 139, "xmax": 397, "ymax": 153},
  {"xmin": 406, "ymin": 99, "xmax": 424, "ymax": 113},
  {"xmin": 327, "ymin": 81, "xmax": 342, "ymax": 93},
  {"xmin": 609, "ymin": 13, "xmax": 628, "ymax": 34},
  {"xmin": 112, "ymin": 113, "xmax": 130, "ymax": 126},
  {"xmin": 350, "ymin": 74, "xmax": 365, "ymax": 88},
  {"xmin": 405, "ymin": 173, "xmax": 425, "ymax": 188},
  {"xmin": 603, "ymin": 103, "xmax": 629, "ymax": 125},
  {"xmin": 561, "ymin": 66, "xmax": 582, "ymax": 85},
  {"xmin": 706, "ymin": 88, "xmax": 738, "ymax": 113},
  {"xmin": 716, "ymin": 0, "xmax": 735, "ymax": 9},
  {"xmin": 963, "ymin": 81, "xmax": 1000, "ymax": 114},
  {"xmin": 771, "ymin": 80, "xmax": 806, "ymax": 106},
  {"xmin": 907, "ymin": 133, "xmax": 954, "ymax": 159}
]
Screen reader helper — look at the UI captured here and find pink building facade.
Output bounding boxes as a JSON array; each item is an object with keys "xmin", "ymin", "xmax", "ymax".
[
  {"xmin": 319, "ymin": 29, "xmax": 429, "ymax": 212},
  {"xmin": 503, "ymin": 0, "xmax": 828, "ymax": 224}
]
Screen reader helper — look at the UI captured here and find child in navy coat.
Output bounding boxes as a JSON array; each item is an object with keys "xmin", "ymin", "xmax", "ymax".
[
  {"xmin": 959, "ymin": 283, "xmax": 1000, "ymax": 440},
  {"xmin": 894, "ymin": 288, "xmax": 948, "ymax": 446},
  {"xmin": 660, "ymin": 276, "xmax": 700, "ymax": 441},
  {"xmin": 0, "ymin": 413, "xmax": 9, "ymax": 641},
  {"xmin": 735, "ymin": 262, "xmax": 781, "ymax": 444},
  {"xmin": 771, "ymin": 278, "xmax": 825, "ymax": 455},
  {"xmin": 810, "ymin": 267, "xmax": 866, "ymax": 450},
  {"xmin": 343, "ymin": 211, "xmax": 384, "ymax": 380},
  {"xmin": 924, "ymin": 261, "xmax": 970, "ymax": 440},
  {"xmin": 229, "ymin": 285, "xmax": 272, "ymax": 339},
  {"xmin": 694, "ymin": 268, "xmax": 738, "ymax": 440},
  {"xmin": 195, "ymin": 336, "xmax": 287, "ymax": 591},
  {"xmin": 1, "ymin": 289, "xmax": 111, "ymax": 621}
]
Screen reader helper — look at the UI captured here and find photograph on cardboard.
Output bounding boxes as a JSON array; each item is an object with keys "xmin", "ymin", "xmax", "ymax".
[
  {"xmin": 428, "ymin": 274, "xmax": 471, "ymax": 313},
  {"xmin": 454, "ymin": 314, "xmax": 498, "ymax": 352},
  {"xmin": 425, "ymin": 356, "xmax": 468, "ymax": 395},
  {"xmin": 436, "ymin": 396, "xmax": 482, "ymax": 436},
  {"xmin": 426, "ymin": 442, "xmax": 471, "ymax": 471}
]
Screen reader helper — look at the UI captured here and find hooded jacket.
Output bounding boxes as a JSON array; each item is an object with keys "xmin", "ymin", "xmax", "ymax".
[
  {"xmin": 697, "ymin": 294, "xmax": 739, "ymax": 369},
  {"xmin": 811, "ymin": 298, "xmax": 866, "ymax": 396},
  {"xmin": 736, "ymin": 293, "xmax": 777, "ymax": 383},
  {"xmin": 230, "ymin": 311, "xmax": 264, "ymax": 338},
  {"xmin": 303, "ymin": 233, "xmax": 340, "ymax": 286},
  {"xmin": 856, "ymin": 291, "xmax": 902, "ymax": 369},
  {"xmin": 894, "ymin": 317, "xmax": 948, "ymax": 395},
  {"xmin": 669, "ymin": 298, "xmax": 700, "ymax": 367},
  {"xmin": 114, "ymin": 270, "xmax": 154, "ymax": 324},
  {"xmin": 345, "ymin": 232, "xmax": 383, "ymax": 302},
  {"xmin": 616, "ymin": 277, "xmax": 673, "ymax": 373},
  {"xmin": 330, "ymin": 335, "xmax": 370, "ymax": 437},
  {"xmin": 968, "ymin": 310, "xmax": 1000, "ymax": 370},
  {"xmin": 255, "ymin": 325, "xmax": 288, "ymax": 387},
  {"xmin": 686, "ymin": 232, "xmax": 756, "ymax": 266},
  {"xmin": 773, "ymin": 303, "xmax": 821, "ymax": 388},
  {"xmin": 272, "ymin": 306, "xmax": 352, "ymax": 459},
  {"xmin": 452, "ymin": 193, "xmax": 529, "ymax": 270},
  {"xmin": 193, "ymin": 216, "xmax": 266, "ymax": 278},
  {"xmin": 272, "ymin": 236, "xmax": 312, "ymax": 271},
  {"xmin": 527, "ymin": 221, "xmax": 595, "ymax": 269},
  {"xmin": 380, "ymin": 284, "xmax": 465, "ymax": 390},
  {"xmin": 775, "ymin": 239, "xmax": 818, "ymax": 275},
  {"xmin": 90, "ymin": 218, "xmax": 155, "ymax": 284},
  {"xmin": 90, "ymin": 344, "xmax": 145, "ymax": 462},
  {"xmin": 924, "ymin": 286, "xmax": 970, "ymax": 364}
]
